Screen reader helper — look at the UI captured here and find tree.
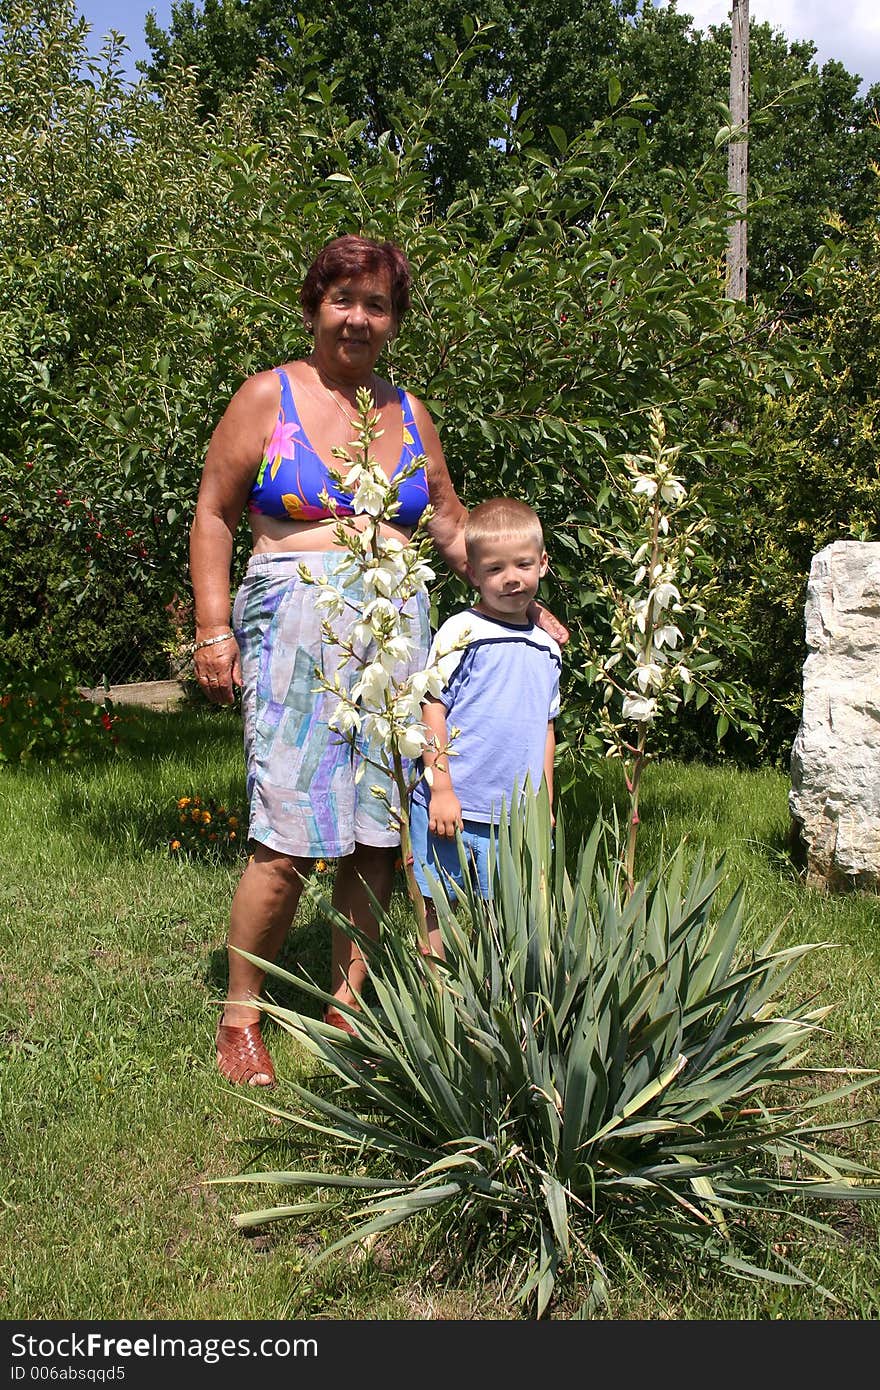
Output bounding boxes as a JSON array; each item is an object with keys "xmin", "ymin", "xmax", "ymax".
[
  {"xmin": 142, "ymin": 1, "xmax": 880, "ymax": 297},
  {"xmin": 719, "ymin": 194, "xmax": 880, "ymax": 761},
  {"xmin": 0, "ymin": 0, "xmax": 313, "ymax": 674}
]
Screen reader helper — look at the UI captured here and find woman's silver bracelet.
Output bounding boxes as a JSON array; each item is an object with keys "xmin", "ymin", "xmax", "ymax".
[{"xmin": 192, "ymin": 631, "xmax": 234, "ymax": 653}]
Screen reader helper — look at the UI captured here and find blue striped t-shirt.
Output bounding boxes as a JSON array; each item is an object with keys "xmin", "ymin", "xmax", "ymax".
[{"xmin": 412, "ymin": 607, "xmax": 562, "ymax": 824}]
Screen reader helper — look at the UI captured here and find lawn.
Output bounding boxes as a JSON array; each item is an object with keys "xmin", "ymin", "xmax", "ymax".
[{"xmin": 2, "ymin": 704, "xmax": 879, "ymax": 1320}]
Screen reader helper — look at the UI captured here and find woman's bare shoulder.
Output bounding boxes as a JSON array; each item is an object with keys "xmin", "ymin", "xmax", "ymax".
[
  {"xmin": 403, "ymin": 390, "xmax": 444, "ymax": 453},
  {"xmin": 232, "ymin": 366, "xmax": 285, "ymax": 409}
]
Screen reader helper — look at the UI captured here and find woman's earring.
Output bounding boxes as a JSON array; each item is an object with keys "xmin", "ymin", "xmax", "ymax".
[{"xmin": 304, "ymin": 322, "xmax": 313, "ymax": 334}]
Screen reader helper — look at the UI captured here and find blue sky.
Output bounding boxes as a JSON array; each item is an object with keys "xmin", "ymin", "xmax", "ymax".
[
  {"xmin": 76, "ymin": 2, "xmax": 880, "ymax": 92},
  {"xmin": 76, "ymin": 1, "xmax": 173, "ymax": 79}
]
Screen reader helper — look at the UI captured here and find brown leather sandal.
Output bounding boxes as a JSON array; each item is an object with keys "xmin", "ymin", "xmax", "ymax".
[
  {"xmin": 323, "ymin": 1006, "xmax": 359, "ymax": 1035},
  {"xmin": 216, "ymin": 1022, "xmax": 276, "ymax": 1086}
]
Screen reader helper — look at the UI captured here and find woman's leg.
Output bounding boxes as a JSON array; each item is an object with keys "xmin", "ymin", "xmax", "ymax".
[
  {"xmin": 222, "ymin": 842, "xmax": 312, "ymax": 1030},
  {"xmin": 330, "ymin": 842, "xmax": 396, "ymax": 1006}
]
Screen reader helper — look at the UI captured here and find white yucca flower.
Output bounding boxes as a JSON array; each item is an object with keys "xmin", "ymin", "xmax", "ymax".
[
  {"xmin": 654, "ymin": 623, "xmax": 683, "ymax": 649},
  {"xmin": 404, "ymin": 559, "xmax": 436, "ymax": 588},
  {"xmin": 653, "ymin": 580, "xmax": 680, "ymax": 611},
  {"xmin": 633, "ymin": 598, "xmax": 651, "ymax": 633},
  {"xmin": 363, "ymin": 562, "xmax": 401, "ymax": 598},
  {"xmin": 361, "ymin": 711, "xmax": 392, "ymax": 748},
  {"xmin": 377, "ymin": 633, "xmax": 417, "ymax": 672},
  {"xmin": 391, "ymin": 688, "xmax": 426, "ymax": 724},
  {"xmin": 362, "ymin": 596, "xmax": 398, "ymax": 626},
  {"xmin": 352, "ymin": 660, "xmax": 392, "ymax": 704},
  {"xmin": 634, "ymin": 657, "xmax": 665, "ymax": 693},
  {"xmin": 313, "ymin": 583, "xmax": 346, "ymax": 618},
  {"xmin": 409, "ymin": 666, "xmax": 447, "ymax": 702},
  {"xmin": 328, "ymin": 701, "xmax": 362, "ymax": 737},
  {"xmin": 622, "ymin": 693, "xmax": 659, "ymax": 723},
  {"xmin": 660, "ymin": 477, "xmax": 687, "ymax": 505},
  {"xmin": 632, "ymin": 474, "xmax": 659, "ymax": 499},
  {"xmin": 350, "ymin": 467, "xmax": 390, "ymax": 517},
  {"xmin": 396, "ymin": 723, "xmax": 429, "ymax": 758}
]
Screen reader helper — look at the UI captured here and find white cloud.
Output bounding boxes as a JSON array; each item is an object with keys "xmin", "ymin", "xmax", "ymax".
[{"xmin": 669, "ymin": 0, "xmax": 880, "ymax": 91}]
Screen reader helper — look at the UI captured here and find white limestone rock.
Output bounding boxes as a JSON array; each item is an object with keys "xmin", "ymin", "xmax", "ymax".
[{"xmin": 789, "ymin": 540, "xmax": 880, "ymax": 891}]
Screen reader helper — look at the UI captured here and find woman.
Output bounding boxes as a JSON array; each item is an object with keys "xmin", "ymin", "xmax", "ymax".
[{"xmin": 192, "ymin": 234, "xmax": 562, "ymax": 1086}]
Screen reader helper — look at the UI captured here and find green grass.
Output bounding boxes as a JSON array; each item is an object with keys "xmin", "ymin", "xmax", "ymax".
[{"xmin": 2, "ymin": 705, "xmax": 879, "ymax": 1319}]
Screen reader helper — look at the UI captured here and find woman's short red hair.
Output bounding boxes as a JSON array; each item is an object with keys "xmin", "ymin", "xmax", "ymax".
[{"xmin": 300, "ymin": 235, "xmax": 412, "ymax": 322}]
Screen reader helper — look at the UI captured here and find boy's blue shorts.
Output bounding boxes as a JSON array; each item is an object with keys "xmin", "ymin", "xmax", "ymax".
[{"xmin": 409, "ymin": 799, "xmax": 494, "ymax": 900}]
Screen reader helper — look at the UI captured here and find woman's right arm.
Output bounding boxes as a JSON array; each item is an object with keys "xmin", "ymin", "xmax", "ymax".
[{"xmin": 189, "ymin": 371, "xmax": 280, "ymax": 703}]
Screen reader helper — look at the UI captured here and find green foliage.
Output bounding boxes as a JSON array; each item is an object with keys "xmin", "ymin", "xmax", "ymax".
[
  {"xmin": 720, "ymin": 197, "xmax": 880, "ymax": 761},
  {"xmin": 3, "ymin": 3, "xmax": 809, "ymax": 748},
  {"xmin": 0, "ymin": 0, "xmax": 291, "ymax": 627},
  {"xmin": 142, "ymin": 0, "xmax": 880, "ymax": 296},
  {"xmin": 0, "ymin": 660, "xmax": 128, "ymax": 763},
  {"xmin": 0, "ymin": 510, "xmax": 177, "ymax": 681},
  {"xmin": 222, "ymin": 790, "xmax": 880, "ymax": 1317}
]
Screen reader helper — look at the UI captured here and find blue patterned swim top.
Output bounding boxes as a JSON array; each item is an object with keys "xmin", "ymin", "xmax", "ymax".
[{"xmin": 249, "ymin": 367, "xmax": 430, "ymax": 526}]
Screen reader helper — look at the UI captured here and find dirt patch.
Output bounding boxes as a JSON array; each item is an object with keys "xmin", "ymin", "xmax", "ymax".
[{"xmin": 78, "ymin": 680, "xmax": 189, "ymax": 711}]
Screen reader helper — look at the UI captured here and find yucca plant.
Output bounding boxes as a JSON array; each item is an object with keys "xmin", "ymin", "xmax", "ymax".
[{"xmin": 217, "ymin": 790, "xmax": 880, "ymax": 1317}]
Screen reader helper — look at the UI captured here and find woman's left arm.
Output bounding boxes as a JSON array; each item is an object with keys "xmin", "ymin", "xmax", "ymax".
[
  {"xmin": 410, "ymin": 396, "xmax": 468, "ymax": 578},
  {"xmin": 410, "ymin": 396, "xmax": 569, "ymax": 644}
]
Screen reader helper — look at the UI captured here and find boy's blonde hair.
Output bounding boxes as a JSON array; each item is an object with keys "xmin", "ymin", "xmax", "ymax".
[{"xmin": 464, "ymin": 498, "xmax": 544, "ymax": 562}]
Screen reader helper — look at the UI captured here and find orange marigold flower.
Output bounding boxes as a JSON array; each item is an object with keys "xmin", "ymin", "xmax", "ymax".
[
  {"xmin": 227, "ymin": 816, "xmax": 238, "ymax": 829},
  {"xmin": 177, "ymin": 797, "xmax": 191, "ymax": 808},
  {"xmin": 229, "ymin": 831, "xmax": 237, "ymax": 840},
  {"xmin": 170, "ymin": 840, "xmax": 181, "ymax": 851}
]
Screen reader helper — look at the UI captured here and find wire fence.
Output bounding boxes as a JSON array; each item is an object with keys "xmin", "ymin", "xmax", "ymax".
[
  {"xmin": 74, "ymin": 596, "xmax": 193, "ymax": 690},
  {"xmin": 80, "ymin": 643, "xmax": 191, "ymax": 688}
]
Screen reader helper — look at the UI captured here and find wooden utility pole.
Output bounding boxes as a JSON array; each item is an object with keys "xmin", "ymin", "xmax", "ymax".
[{"xmin": 726, "ymin": 0, "xmax": 749, "ymax": 301}]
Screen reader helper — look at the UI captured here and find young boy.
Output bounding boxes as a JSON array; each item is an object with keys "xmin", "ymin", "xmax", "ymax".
[{"xmin": 409, "ymin": 499, "xmax": 562, "ymax": 947}]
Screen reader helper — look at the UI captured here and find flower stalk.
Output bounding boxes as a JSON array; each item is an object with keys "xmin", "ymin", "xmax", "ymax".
[
  {"xmin": 591, "ymin": 408, "xmax": 718, "ymax": 893},
  {"xmin": 297, "ymin": 389, "xmax": 446, "ymax": 951}
]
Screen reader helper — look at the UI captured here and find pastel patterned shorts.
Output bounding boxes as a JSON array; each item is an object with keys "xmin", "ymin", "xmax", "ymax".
[{"xmin": 233, "ymin": 552, "xmax": 430, "ymax": 859}]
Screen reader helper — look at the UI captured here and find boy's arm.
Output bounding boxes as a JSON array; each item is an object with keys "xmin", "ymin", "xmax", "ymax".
[
  {"xmin": 544, "ymin": 721, "xmax": 556, "ymax": 824},
  {"xmin": 421, "ymin": 697, "xmax": 463, "ymax": 839}
]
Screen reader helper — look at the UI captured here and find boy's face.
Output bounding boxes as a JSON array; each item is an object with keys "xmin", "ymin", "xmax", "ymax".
[{"xmin": 465, "ymin": 535, "xmax": 548, "ymax": 624}]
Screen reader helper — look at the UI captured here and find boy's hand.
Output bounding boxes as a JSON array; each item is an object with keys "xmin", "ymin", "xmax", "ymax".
[{"xmin": 429, "ymin": 789, "xmax": 463, "ymax": 839}]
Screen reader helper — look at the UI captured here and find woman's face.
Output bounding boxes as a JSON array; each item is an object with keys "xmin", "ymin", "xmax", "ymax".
[{"xmin": 309, "ymin": 269, "xmax": 397, "ymax": 378}]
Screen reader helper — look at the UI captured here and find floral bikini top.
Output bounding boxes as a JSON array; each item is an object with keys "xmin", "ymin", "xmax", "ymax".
[{"xmin": 249, "ymin": 368, "xmax": 430, "ymax": 526}]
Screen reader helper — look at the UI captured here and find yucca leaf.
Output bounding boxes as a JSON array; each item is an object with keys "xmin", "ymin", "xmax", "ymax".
[
  {"xmin": 231, "ymin": 1201, "xmax": 329, "ymax": 1227},
  {"xmin": 542, "ymin": 1173, "xmax": 571, "ymax": 1262},
  {"xmin": 212, "ymin": 1170, "xmax": 402, "ymax": 1190},
  {"xmin": 219, "ymin": 795, "xmax": 880, "ymax": 1318},
  {"xmin": 587, "ymin": 1054, "xmax": 689, "ymax": 1143},
  {"xmin": 310, "ymin": 1186, "xmax": 462, "ymax": 1266},
  {"xmin": 717, "ymin": 1255, "xmax": 807, "ymax": 1285}
]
